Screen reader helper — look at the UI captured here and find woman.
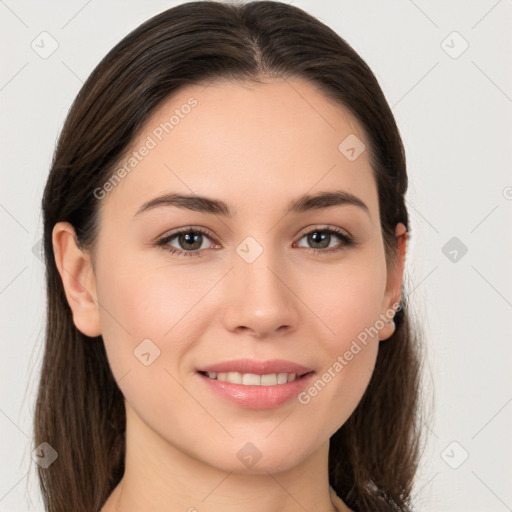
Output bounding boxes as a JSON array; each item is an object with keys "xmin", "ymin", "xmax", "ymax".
[{"xmin": 34, "ymin": 2, "xmax": 425, "ymax": 511}]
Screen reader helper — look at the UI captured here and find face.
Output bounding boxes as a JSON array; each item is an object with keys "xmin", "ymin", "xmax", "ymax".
[{"xmin": 56, "ymin": 77, "xmax": 405, "ymax": 475}]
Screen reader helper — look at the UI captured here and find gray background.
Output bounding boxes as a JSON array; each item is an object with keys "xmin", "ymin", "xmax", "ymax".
[{"xmin": 1, "ymin": 0, "xmax": 511, "ymax": 510}]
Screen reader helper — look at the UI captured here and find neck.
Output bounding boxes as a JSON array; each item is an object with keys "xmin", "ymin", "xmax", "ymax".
[{"xmin": 104, "ymin": 405, "xmax": 348, "ymax": 512}]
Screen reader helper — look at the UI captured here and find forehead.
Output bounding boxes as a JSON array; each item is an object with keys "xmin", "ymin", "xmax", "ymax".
[{"xmin": 99, "ymin": 77, "xmax": 378, "ymax": 223}]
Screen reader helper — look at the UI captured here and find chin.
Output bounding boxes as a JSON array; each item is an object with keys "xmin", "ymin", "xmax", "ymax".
[{"xmin": 197, "ymin": 438, "xmax": 314, "ymax": 476}]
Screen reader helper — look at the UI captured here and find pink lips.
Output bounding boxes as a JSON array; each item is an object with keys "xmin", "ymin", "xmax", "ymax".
[
  {"xmin": 197, "ymin": 358, "xmax": 313, "ymax": 376},
  {"xmin": 196, "ymin": 358, "xmax": 315, "ymax": 409}
]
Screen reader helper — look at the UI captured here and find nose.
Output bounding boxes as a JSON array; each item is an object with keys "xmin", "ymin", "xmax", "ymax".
[{"xmin": 221, "ymin": 247, "xmax": 301, "ymax": 339}]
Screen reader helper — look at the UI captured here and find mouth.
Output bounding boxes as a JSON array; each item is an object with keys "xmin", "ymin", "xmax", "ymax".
[
  {"xmin": 196, "ymin": 364, "xmax": 317, "ymax": 409},
  {"xmin": 197, "ymin": 370, "xmax": 313, "ymax": 386}
]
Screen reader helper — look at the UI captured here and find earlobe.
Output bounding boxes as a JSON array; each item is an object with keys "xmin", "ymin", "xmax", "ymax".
[
  {"xmin": 52, "ymin": 222, "xmax": 102, "ymax": 337},
  {"xmin": 379, "ymin": 222, "xmax": 407, "ymax": 341}
]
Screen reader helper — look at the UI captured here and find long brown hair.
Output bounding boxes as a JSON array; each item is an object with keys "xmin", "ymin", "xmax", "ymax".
[{"xmin": 34, "ymin": 2, "xmax": 425, "ymax": 511}]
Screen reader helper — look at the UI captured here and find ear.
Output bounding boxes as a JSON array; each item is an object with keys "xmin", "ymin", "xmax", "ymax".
[
  {"xmin": 52, "ymin": 222, "xmax": 102, "ymax": 337},
  {"xmin": 378, "ymin": 222, "xmax": 407, "ymax": 341}
]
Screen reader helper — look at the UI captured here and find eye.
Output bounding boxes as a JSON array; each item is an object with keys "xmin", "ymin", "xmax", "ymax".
[
  {"xmin": 156, "ymin": 225, "xmax": 355, "ymax": 257},
  {"xmin": 156, "ymin": 227, "xmax": 216, "ymax": 257},
  {"xmin": 294, "ymin": 225, "xmax": 355, "ymax": 254}
]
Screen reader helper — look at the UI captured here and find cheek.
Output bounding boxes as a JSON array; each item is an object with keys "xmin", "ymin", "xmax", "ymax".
[
  {"xmin": 94, "ymin": 252, "xmax": 220, "ymax": 376},
  {"xmin": 96, "ymin": 237, "xmax": 192, "ymax": 327},
  {"xmin": 294, "ymin": 258, "xmax": 385, "ymax": 423},
  {"xmin": 301, "ymin": 255, "xmax": 387, "ymax": 348},
  {"xmin": 93, "ymin": 257, "xmax": 208, "ymax": 428}
]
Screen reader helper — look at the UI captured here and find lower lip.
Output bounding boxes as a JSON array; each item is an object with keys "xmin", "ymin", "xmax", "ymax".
[{"xmin": 197, "ymin": 371, "xmax": 316, "ymax": 409}]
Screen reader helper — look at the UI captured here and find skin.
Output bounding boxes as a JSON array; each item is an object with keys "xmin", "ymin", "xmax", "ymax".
[{"xmin": 53, "ymin": 77, "xmax": 407, "ymax": 512}]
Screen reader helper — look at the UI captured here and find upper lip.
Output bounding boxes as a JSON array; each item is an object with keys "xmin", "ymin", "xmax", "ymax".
[{"xmin": 198, "ymin": 358, "xmax": 314, "ymax": 376}]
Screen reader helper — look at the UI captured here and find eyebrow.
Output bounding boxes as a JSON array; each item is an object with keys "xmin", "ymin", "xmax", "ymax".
[{"xmin": 134, "ymin": 189, "xmax": 370, "ymax": 218}]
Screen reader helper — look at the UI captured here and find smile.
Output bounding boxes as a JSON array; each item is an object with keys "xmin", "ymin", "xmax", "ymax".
[{"xmin": 201, "ymin": 371, "xmax": 303, "ymax": 386}]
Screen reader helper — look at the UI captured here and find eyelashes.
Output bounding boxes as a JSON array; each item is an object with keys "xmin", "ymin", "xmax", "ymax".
[{"xmin": 155, "ymin": 225, "xmax": 356, "ymax": 258}]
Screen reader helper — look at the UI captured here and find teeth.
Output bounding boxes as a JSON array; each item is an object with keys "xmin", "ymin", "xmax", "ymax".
[
  {"xmin": 205, "ymin": 371, "xmax": 300, "ymax": 386},
  {"xmin": 261, "ymin": 373, "xmax": 277, "ymax": 386},
  {"xmin": 242, "ymin": 373, "xmax": 261, "ymax": 385},
  {"xmin": 227, "ymin": 371, "xmax": 242, "ymax": 384}
]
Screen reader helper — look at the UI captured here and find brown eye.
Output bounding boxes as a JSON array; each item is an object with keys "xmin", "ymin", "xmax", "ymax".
[
  {"xmin": 174, "ymin": 231, "xmax": 204, "ymax": 251},
  {"xmin": 295, "ymin": 226, "xmax": 354, "ymax": 253},
  {"xmin": 157, "ymin": 228, "xmax": 216, "ymax": 257}
]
